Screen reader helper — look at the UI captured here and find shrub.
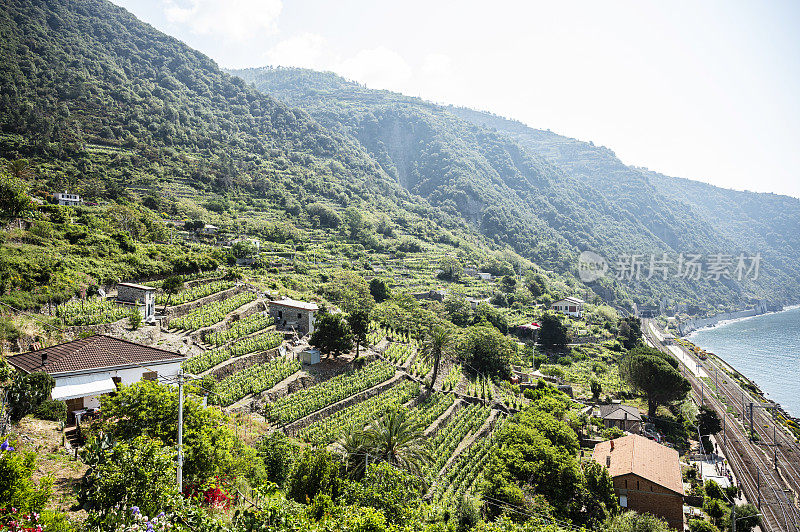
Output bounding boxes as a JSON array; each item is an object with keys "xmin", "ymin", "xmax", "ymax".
[
  {"xmin": 129, "ymin": 308, "xmax": 142, "ymax": 330},
  {"xmin": 33, "ymin": 400, "xmax": 67, "ymax": 422}
]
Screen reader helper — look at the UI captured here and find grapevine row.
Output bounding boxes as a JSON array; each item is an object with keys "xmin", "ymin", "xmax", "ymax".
[
  {"xmin": 169, "ymin": 292, "xmax": 256, "ymax": 331},
  {"xmin": 156, "ymin": 280, "xmax": 234, "ymax": 305},
  {"xmin": 206, "ymin": 313, "xmax": 274, "ymax": 346},
  {"xmin": 271, "ymin": 360, "xmax": 396, "ymax": 424},
  {"xmin": 183, "ymin": 330, "xmax": 283, "ymax": 375},
  {"xmin": 301, "ymin": 380, "xmax": 420, "ymax": 446},
  {"xmin": 56, "ymin": 297, "xmax": 128, "ymax": 325},
  {"xmin": 211, "ymin": 356, "xmax": 300, "ymax": 406},
  {"xmin": 424, "ymin": 403, "xmax": 490, "ymax": 484}
]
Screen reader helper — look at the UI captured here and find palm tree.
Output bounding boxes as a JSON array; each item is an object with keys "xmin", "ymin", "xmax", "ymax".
[
  {"xmin": 362, "ymin": 408, "xmax": 431, "ymax": 481},
  {"xmin": 334, "ymin": 424, "xmax": 371, "ymax": 480},
  {"xmin": 420, "ymin": 326, "xmax": 454, "ymax": 391}
]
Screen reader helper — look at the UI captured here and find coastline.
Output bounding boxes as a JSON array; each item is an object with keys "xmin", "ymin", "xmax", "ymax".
[
  {"xmin": 683, "ymin": 306, "xmax": 800, "ymax": 423},
  {"xmin": 683, "ymin": 304, "xmax": 799, "ymax": 337}
]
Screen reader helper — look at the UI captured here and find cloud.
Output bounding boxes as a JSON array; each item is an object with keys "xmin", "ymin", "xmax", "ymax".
[
  {"xmin": 163, "ymin": 0, "xmax": 282, "ymax": 41},
  {"xmin": 263, "ymin": 33, "xmax": 335, "ymax": 71},
  {"xmin": 336, "ymin": 47, "xmax": 413, "ymax": 91}
]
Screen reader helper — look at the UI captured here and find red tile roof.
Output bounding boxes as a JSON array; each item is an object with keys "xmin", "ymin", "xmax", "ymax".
[
  {"xmin": 8, "ymin": 335, "xmax": 184, "ymax": 375},
  {"xmin": 592, "ymin": 434, "xmax": 684, "ymax": 495}
]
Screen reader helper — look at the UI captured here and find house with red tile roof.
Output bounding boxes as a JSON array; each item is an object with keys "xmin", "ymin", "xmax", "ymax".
[
  {"xmin": 8, "ymin": 335, "xmax": 184, "ymax": 422},
  {"xmin": 593, "ymin": 434, "xmax": 685, "ymax": 530}
]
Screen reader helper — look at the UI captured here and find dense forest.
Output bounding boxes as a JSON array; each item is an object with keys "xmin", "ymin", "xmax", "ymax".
[{"xmin": 232, "ymin": 67, "xmax": 800, "ymax": 311}]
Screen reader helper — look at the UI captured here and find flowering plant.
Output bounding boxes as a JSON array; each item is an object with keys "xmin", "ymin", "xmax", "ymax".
[
  {"xmin": 99, "ymin": 506, "xmax": 173, "ymax": 532},
  {"xmin": 0, "ymin": 508, "xmax": 43, "ymax": 532}
]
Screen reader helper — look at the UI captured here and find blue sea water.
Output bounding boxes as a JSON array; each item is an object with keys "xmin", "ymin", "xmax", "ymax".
[{"xmin": 688, "ymin": 306, "xmax": 800, "ymax": 417}]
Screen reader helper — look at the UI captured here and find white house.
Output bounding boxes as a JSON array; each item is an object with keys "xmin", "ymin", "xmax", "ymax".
[
  {"xmin": 116, "ymin": 282, "xmax": 156, "ymax": 322},
  {"xmin": 7, "ymin": 335, "xmax": 184, "ymax": 424},
  {"xmin": 268, "ymin": 298, "xmax": 319, "ymax": 335},
  {"xmin": 551, "ymin": 296, "xmax": 585, "ymax": 318},
  {"xmin": 53, "ymin": 191, "xmax": 82, "ymax": 206}
]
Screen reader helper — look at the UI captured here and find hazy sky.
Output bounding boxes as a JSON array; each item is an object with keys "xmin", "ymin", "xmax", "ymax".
[{"xmin": 111, "ymin": 0, "xmax": 800, "ymax": 198}]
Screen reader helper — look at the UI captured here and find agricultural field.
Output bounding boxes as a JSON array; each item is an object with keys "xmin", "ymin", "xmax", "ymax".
[
  {"xmin": 300, "ymin": 380, "xmax": 421, "ymax": 445},
  {"xmin": 156, "ymin": 280, "xmax": 235, "ymax": 305},
  {"xmin": 207, "ymin": 313, "xmax": 274, "ymax": 346},
  {"xmin": 169, "ymin": 291, "xmax": 256, "ymax": 330},
  {"xmin": 270, "ymin": 360, "xmax": 397, "ymax": 424},
  {"xmin": 56, "ymin": 297, "xmax": 128, "ymax": 325},
  {"xmin": 424, "ymin": 403, "xmax": 491, "ymax": 484},
  {"xmin": 212, "ymin": 356, "xmax": 301, "ymax": 406},
  {"xmin": 183, "ymin": 330, "xmax": 283, "ymax": 374}
]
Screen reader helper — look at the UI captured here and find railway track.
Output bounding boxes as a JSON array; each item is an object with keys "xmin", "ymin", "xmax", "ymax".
[{"xmin": 643, "ymin": 320, "xmax": 800, "ymax": 532}]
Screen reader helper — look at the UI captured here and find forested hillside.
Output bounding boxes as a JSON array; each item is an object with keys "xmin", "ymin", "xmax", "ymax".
[{"xmin": 232, "ymin": 67, "xmax": 800, "ymax": 310}]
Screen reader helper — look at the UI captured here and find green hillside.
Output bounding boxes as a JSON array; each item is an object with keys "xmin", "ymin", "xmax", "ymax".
[{"xmin": 232, "ymin": 67, "xmax": 800, "ymax": 310}]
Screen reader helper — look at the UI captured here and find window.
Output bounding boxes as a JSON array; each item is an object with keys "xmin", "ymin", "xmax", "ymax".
[
  {"xmin": 637, "ymin": 481, "xmax": 640, "ymax": 490},
  {"xmin": 298, "ymin": 313, "xmax": 302, "ymax": 318},
  {"xmin": 619, "ymin": 495, "xmax": 627, "ymax": 508},
  {"xmin": 624, "ymin": 479, "xmax": 628, "ymax": 488},
  {"xmin": 142, "ymin": 371, "xmax": 158, "ymax": 381}
]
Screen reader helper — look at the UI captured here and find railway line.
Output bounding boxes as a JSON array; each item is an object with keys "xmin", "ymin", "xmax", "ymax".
[{"xmin": 643, "ymin": 320, "xmax": 800, "ymax": 532}]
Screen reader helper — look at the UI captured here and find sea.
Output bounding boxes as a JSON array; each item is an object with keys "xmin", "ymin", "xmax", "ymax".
[{"xmin": 687, "ymin": 305, "xmax": 800, "ymax": 417}]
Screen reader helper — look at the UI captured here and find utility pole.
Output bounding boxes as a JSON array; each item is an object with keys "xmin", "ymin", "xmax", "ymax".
[
  {"xmin": 748, "ymin": 402, "xmax": 754, "ymax": 440},
  {"xmin": 757, "ymin": 468, "xmax": 761, "ymax": 511},
  {"xmin": 700, "ymin": 378, "xmax": 705, "ymax": 407},
  {"xmin": 177, "ymin": 368, "xmax": 184, "ymax": 492}
]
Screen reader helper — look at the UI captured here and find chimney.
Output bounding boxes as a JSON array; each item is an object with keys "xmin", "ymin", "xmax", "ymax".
[
  {"xmin": 606, "ymin": 455, "xmax": 611, "ymax": 468},
  {"xmin": 41, "ymin": 352, "xmax": 47, "ymax": 366}
]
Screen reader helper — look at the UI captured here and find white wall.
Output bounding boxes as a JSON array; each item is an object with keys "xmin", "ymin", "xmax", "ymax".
[{"xmin": 55, "ymin": 360, "xmax": 182, "ymax": 409}]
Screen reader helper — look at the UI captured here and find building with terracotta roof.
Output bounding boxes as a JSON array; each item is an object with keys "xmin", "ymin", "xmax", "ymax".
[
  {"xmin": 593, "ymin": 434, "xmax": 684, "ymax": 530},
  {"xmin": 7, "ymin": 335, "xmax": 184, "ymax": 423},
  {"xmin": 268, "ymin": 297, "xmax": 319, "ymax": 335}
]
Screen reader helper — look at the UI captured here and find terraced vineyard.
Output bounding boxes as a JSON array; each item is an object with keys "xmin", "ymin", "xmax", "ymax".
[
  {"xmin": 271, "ymin": 360, "xmax": 396, "ymax": 423},
  {"xmin": 212, "ymin": 356, "xmax": 301, "ymax": 406},
  {"xmin": 383, "ymin": 341, "xmax": 416, "ymax": 366},
  {"xmin": 156, "ymin": 280, "xmax": 235, "ymax": 305},
  {"xmin": 409, "ymin": 392, "xmax": 456, "ymax": 428},
  {"xmin": 424, "ymin": 403, "xmax": 491, "ymax": 484},
  {"xmin": 169, "ymin": 291, "xmax": 256, "ymax": 331},
  {"xmin": 183, "ymin": 330, "xmax": 283, "ymax": 374},
  {"xmin": 431, "ymin": 416, "xmax": 506, "ymax": 506},
  {"xmin": 56, "ymin": 297, "xmax": 128, "ymax": 325},
  {"xmin": 207, "ymin": 313, "xmax": 274, "ymax": 346},
  {"xmin": 300, "ymin": 380, "xmax": 420, "ymax": 445}
]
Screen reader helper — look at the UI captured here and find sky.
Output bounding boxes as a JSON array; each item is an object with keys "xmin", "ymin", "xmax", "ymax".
[{"xmin": 110, "ymin": 0, "xmax": 800, "ymax": 198}]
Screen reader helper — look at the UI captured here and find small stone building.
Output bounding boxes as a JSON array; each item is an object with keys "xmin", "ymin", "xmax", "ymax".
[
  {"xmin": 116, "ymin": 282, "xmax": 156, "ymax": 322},
  {"xmin": 551, "ymin": 296, "xmax": 585, "ymax": 318},
  {"xmin": 598, "ymin": 403, "xmax": 643, "ymax": 433},
  {"xmin": 268, "ymin": 298, "xmax": 319, "ymax": 335},
  {"xmin": 593, "ymin": 434, "xmax": 684, "ymax": 530}
]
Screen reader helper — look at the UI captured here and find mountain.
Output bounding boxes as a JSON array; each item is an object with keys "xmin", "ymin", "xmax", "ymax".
[{"xmin": 230, "ymin": 67, "xmax": 800, "ymax": 310}]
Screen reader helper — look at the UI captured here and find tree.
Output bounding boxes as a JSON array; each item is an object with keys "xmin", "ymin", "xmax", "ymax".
[
  {"xmin": 687, "ymin": 518, "xmax": 721, "ymax": 532},
  {"xmin": 457, "ymin": 324, "xmax": 514, "ymax": 379},
  {"xmin": 231, "ymin": 239, "xmax": 258, "ymax": 259},
  {"xmin": 7, "ymin": 372, "xmax": 55, "ymax": 423},
  {"xmin": 619, "ymin": 317, "xmax": 643, "ymax": 349},
  {"xmin": 443, "ymin": 293, "xmax": 473, "ymax": 327},
  {"xmin": 160, "ymin": 275, "xmax": 184, "ymax": 312},
  {"xmin": 99, "ymin": 380, "xmax": 257, "ymax": 484},
  {"xmin": 80, "ymin": 434, "xmax": 179, "ymax": 520},
  {"xmin": 311, "ymin": 312, "xmax": 353, "ymax": 358},
  {"xmin": 606, "ymin": 511, "xmax": 670, "ymax": 532},
  {"xmin": 591, "ymin": 379, "xmax": 602, "ymax": 402},
  {"xmin": 730, "ymin": 503, "xmax": 760, "ymax": 532},
  {"xmin": 698, "ymin": 406, "xmax": 722, "ymax": 435},
  {"xmin": 420, "ymin": 326, "xmax": 454, "ymax": 391},
  {"xmin": 437, "ymin": 256, "xmax": 462, "ymax": 282},
  {"xmin": 473, "ymin": 301, "xmax": 507, "ymax": 333},
  {"xmin": 0, "ymin": 172, "xmax": 33, "ymax": 220},
  {"xmin": 342, "ymin": 461, "xmax": 423, "ymax": 526},
  {"xmin": 499, "ymin": 275, "xmax": 517, "ymax": 293},
  {"xmin": 324, "ymin": 270, "xmax": 375, "ymax": 314},
  {"xmin": 620, "ymin": 346, "xmax": 691, "ymax": 417},
  {"xmin": 286, "ymin": 448, "xmax": 342, "ymax": 504},
  {"xmin": 347, "ymin": 309, "xmax": 370, "ymax": 358},
  {"xmin": 369, "ymin": 277, "xmax": 391, "ymax": 303},
  {"xmin": 361, "ymin": 408, "xmax": 431, "ymax": 482},
  {"xmin": 539, "ymin": 313, "xmax": 568, "ymax": 351}
]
